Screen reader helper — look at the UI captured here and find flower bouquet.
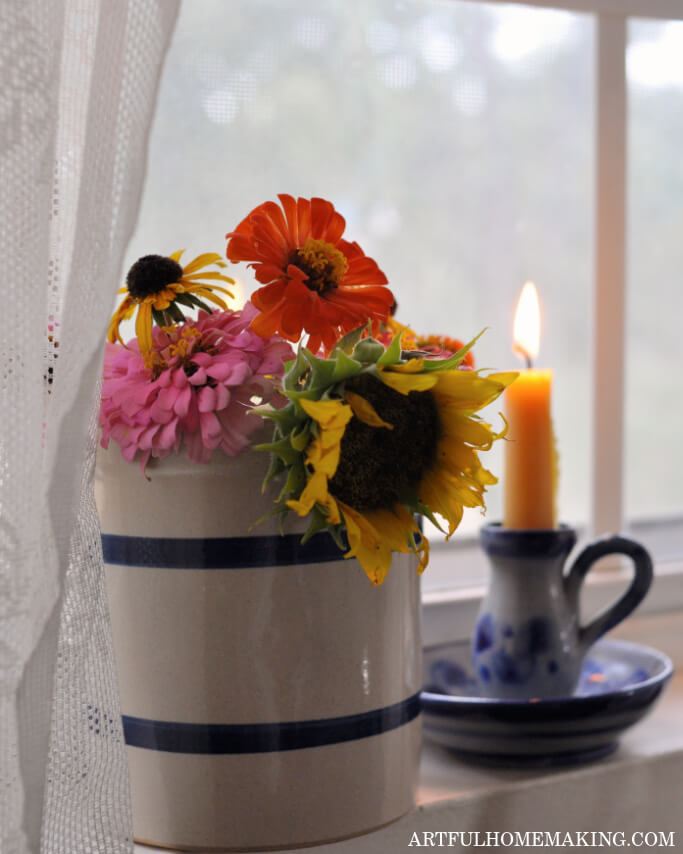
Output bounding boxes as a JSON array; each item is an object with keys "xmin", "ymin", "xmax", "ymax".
[{"xmin": 95, "ymin": 195, "xmax": 514, "ymax": 851}]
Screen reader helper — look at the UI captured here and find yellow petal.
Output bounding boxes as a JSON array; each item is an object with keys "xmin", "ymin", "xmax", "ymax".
[
  {"xmin": 345, "ymin": 391, "xmax": 393, "ymax": 430},
  {"xmin": 183, "ymin": 272, "xmax": 235, "ymax": 283},
  {"xmin": 306, "ymin": 434, "xmax": 342, "ymax": 478},
  {"xmin": 107, "ymin": 296, "xmax": 134, "ymax": 343},
  {"xmin": 189, "ymin": 282, "xmax": 235, "ymax": 296},
  {"xmin": 485, "ymin": 371, "xmax": 519, "ymax": 389},
  {"xmin": 286, "ymin": 471, "xmax": 341, "ymax": 524},
  {"xmin": 389, "ymin": 358, "xmax": 425, "ymax": 373},
  {"xmin": 379, "ymin": 369, "xmax": 437, "ymax": 395},
  {"xmin": 339, "ymin": 502, "xmax": 422, "ymax": 585},
  {"xmin": 431, "ymin": 370, "xmax": 514, "ymax": 411},
  {"xmin": 416, "ymin": 532, "xmax": 430, "ymax": 574},
  {"xmin": 340, "ymin": 503, "xmax": 393, "ymax": 586},
  {"xmin": 169, "ymin": 249, "xmax": 184, "ymax": 263},
  {"xmin": 135, "ymin": 303, "xmax": 153, "ymax": 357},
  {"xmin": 191, "ymin": 289, "xmax": 229, "ymax": 311},
  {"xmin": 442, "ymin": 412, "xmax": 502, "ymax": 450},
  {"xmin": 300, "ymin": 399, "xmax": 353, "ymax": 430},
  {"xmin": 286, "ymin": 470, "xmax": 327, "ymax": 517},
  {"xmin": 182, "ymin": 252, "xmax": 223, "ymax": 274}
]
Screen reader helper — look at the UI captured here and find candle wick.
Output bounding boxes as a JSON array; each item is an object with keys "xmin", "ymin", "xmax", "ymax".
[{"xmin": 513, "ymin": 344, "xmax": 534, "ymax": 370}]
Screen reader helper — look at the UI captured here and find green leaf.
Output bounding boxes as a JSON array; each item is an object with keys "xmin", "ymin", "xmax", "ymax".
[
  {"xmin": 420, "ymin": 329, "xmax": 487, "ymax": 372},
  {"xmin": 377, "ymin": 331, "xmax": 402, "ymax": 367}
]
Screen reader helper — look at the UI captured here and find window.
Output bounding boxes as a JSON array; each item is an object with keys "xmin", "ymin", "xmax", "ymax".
[{"xmin": 124, "ymin": 0, "xmax": 683, "ymax": 610}]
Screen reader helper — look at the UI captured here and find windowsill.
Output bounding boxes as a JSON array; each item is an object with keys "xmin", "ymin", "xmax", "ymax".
[{"xmin": 135, "ymin": 611, "xmax": 683, "ymax": 853}]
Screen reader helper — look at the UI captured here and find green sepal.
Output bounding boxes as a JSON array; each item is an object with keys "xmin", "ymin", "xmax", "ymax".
[
  {"xmin": 289, "ymin": 423, "xmax": 311, "ymax": 452},
  {"xmin": 166, "ymin": 301, "xmax": 186, "ymax": 323},
  {"xmin": 332, "ymin": 324, "xmax": 365, "ymax": 356},
  {"xmin": 249, "ymin": 502, "xmax": 289, "ymax": 532},
  {"xmin": 255, "ymin": 436, "xmax": 300, "ymax": 466},
  {"xmin": 414, "ymin": 500, "xmax": 446, "ymax": 533},
  {"xmin": 326, "ymin": 522, "xmax": 348, "ymax": 551},
  {"xmin": 258, "ymin": 405, "xmax": 303, "ymax": 434},
  {"xmin": 377, "ymin": 331, "xmax": 402, "ymax": 367},
  {"xmin": 420, "ymin": 329, "xmax": 487, "ymax": 372},
  {"xmin": 351, "ymin": 337, "xmax": 385, "ymax": 364},
  {"xmin": 175, "ymin": 292, "xmax": 213, "ymax": 313},
  {"xmin": 261, "ymin": 452, "xmax": 286, "ymax": 488},
  {"xmin": 278, "ymin": 460, "xmax": 307, "ymax": 502},
  {"xmin": 331, "ymin": 349, "xmax": 364, "ymax": 382},
  {"xmin": 151, "ymin": 307, "xmax": 167, "ymax": 327},
  {"xmin": 300, "ymin": 505, "xmax": 334, "ymax": 544},
  {"xmin": 282, "ymin": 387, "xmax": 331, "ymax": 403},
  {"xmin": 284, "ymin": 347, "xmax": 310, "ymax": 391},
  {"xmin": 303, "ymin": 349, "xmax": 338, "ymax": 389}
]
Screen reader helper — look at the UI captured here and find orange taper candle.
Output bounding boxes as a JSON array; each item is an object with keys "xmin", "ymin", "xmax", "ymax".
[{"xmin": 503, "ymin": 282, "xmax": 556, "ymax": 529}]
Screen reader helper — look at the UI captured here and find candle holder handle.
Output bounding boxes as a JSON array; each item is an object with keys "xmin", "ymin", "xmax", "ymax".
[{"xmin": 564, "ymin": 535, "xmax": 653, "ymax": 653}]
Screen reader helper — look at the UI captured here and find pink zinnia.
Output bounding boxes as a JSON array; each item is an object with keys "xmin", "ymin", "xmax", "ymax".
[{"xmin": 99, "ymin": 302, "xmax": 294, "ymax": 471}]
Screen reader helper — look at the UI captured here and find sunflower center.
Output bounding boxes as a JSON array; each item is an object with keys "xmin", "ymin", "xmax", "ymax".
[
  {"xmin": 291, "ymin": 238, "xmax": 349, "ymax": 294},
  {"xmin": 126, "ymin": 255, "xmax": 183, "ymax": 300},
  {"xmin": 329, "ymin": 373, "xmax": 440, "ymax": 511}
]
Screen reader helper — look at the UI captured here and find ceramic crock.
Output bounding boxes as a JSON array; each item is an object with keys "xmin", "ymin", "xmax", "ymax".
[
  {"xmin": 472, "ymin": 523, "xmax": 653, "ymax": 700},
  {"xmin": 95, "ymin": 442, "xmax": 421, "ymax": 851}
]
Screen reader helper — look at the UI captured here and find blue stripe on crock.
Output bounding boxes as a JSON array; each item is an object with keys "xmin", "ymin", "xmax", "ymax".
[
  {"xmin": 101, "ymin": 532, "xmax": 347, "ymax": 569},
  {"xmin": 121, "ymin": 693, "xmax": 421, "ymax": 754}
]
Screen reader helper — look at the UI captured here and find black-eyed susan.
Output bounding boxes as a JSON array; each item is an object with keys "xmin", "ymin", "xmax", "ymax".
[
  {"xmin": 258, "ymin": 330, "xmax": 517, "ymax": 585},
  {"xmin": 108, "ymin": 251, "xmax": 235, "ymax": 364}
]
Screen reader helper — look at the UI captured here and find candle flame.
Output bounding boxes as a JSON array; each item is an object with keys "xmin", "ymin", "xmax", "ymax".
[{"xmin": 513, "ymin": 281, "xmax": 541, "ymax": 365}]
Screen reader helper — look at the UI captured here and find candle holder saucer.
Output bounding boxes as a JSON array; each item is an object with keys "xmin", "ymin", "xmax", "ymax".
[{"xmin": 421, "ymin": 637, "xmax": 672, "ymax": 767}]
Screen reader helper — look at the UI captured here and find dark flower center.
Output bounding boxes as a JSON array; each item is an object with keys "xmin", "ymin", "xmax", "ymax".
[
  {"xmin": 291, "ymin": 237, "xmax": 348, "ymax": 295},
  {"xmin": 329, "ymin": 373, "xmax": 440, "ymax": 511},
  {"xmin": 126, "ymin": 254, "xmax": 183, "ymax": 299}
]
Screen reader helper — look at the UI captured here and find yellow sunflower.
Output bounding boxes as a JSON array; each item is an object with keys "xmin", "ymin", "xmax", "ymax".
[
  {"xmin": 107, "ymin": 251, "xmax": 235, "ymax": 363},
  {"xmin": 259, "ymin": 331, "xmax": 517, "ymax": 585}
]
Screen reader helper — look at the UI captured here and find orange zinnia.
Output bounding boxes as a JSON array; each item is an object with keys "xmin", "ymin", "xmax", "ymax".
[{"xmin": 226, "ymin": 194, "xmax": 395, "ymax": 354}]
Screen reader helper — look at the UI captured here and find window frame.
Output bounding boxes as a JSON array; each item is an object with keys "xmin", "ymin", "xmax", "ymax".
[{"xmin": 422, "ymin": 0, "xmax": 683, "ymax": 642}]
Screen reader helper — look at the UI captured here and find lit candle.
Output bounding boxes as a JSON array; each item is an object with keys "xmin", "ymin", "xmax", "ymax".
[{"xmin": 503, "ymin": 282, "xmax": 556, "ymax": 529}]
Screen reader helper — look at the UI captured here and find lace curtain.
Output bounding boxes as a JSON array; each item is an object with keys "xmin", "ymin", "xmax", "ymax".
[{"xmin": 0, "ymin": 2, "xmax": 179, "ymax": 851}]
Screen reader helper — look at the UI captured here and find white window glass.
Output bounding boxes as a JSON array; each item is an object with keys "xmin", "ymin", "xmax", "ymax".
[
  {"xmin": 625, "ymin": 18, "xmax": 683, "ymax": 564},
  {"xmin": 126, "ymin": 0, "xmax": 594, "ymax": 591}
]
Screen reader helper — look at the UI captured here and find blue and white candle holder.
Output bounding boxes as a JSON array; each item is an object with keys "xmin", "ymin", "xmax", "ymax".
[{"xmin": 472, "ymin": 523, "xmax": 653, "ymax": 700}]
